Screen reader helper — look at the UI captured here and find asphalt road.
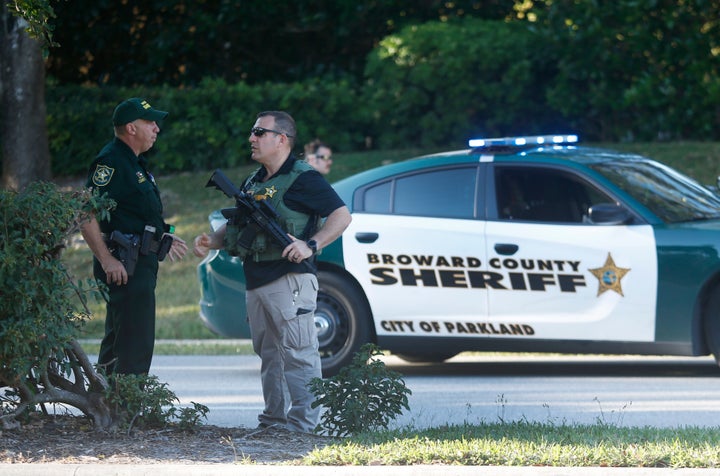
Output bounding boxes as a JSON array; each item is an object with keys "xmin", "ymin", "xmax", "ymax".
[{"xmin": 148, "ymin": 353, "xmax": 720, "ymax": 429}]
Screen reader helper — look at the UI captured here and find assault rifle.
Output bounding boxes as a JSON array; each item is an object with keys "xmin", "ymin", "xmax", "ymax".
[{"xmin": 206, "ymin": 169, "xmax": 316, "ymax": 272}]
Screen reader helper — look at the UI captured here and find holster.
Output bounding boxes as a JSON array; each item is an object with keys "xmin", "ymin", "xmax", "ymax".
[
  {"xmin": 108, "ymin": 231, "xmax": 140, "ymax": 276},
  {"xmin": 139, "ymin": 225, "xmax": 174, "ymax": 261}
]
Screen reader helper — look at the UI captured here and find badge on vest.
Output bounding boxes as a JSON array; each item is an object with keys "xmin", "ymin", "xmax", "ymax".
[
  {"xmin": 251, "ymin": 185, "xmax": 277, "ymax": 200},
  {"xmin": 92, "ymin": 165, "xmax": 115, "ymax": 186},
  {"xmin": 136, "ymin": 171, "xmax": 147, "ymax": 184}
]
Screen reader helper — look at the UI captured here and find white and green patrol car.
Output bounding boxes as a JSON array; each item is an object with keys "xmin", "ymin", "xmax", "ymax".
[{"xmin": 197, "ymin": 135, "xmax": 720, "ymax": 376}]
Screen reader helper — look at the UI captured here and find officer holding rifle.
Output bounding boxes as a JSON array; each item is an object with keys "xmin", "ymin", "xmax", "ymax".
[
  {"xmin": 193, "ymin": 111, "xmax": 351, "ymax": 433},
  {"xmin": 81, "ymin": 98, "xmax": 188, "ymax": 376}
]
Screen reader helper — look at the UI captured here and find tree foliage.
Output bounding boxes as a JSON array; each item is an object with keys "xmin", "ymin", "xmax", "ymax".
[
  {"xmin": 45, "ymin": 0, "xmax": 516, "ymax": 86},
  {"xmin": 5, "ymin": 0, "xmax": 57, "ymax": 47},
  {"xmin": 529, "ymin": 0, "xmax": 720, "ymax": 140},
  {"xmin": 362, "ymin": 17, "xmax": 564, "ymax": 148},
  {"xmin": 9, "ymin": 1, "xmax": 720, "ymax": 185}
]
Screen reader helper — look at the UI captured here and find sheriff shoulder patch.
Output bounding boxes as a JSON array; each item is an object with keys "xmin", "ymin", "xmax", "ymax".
[{"xmin": 92, "ymin": 164, "xmax": 115, "ymax": 187}]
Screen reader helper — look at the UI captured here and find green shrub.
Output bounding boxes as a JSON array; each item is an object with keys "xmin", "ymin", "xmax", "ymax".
[
  {"xmin": 0, "ymin": 183, "xmax": 112, "ymax": 428},
  {"xmin": 0, "ymin": 182, "xmax": 206, "ymax": 431},
  {"xmin": 309, "ymin": 343, "xmax": 411, "ymax": 437},
  {"xmin": 105, "ymin": 373, "xmax": 209, "ymax": 432},
  {"xmin": 362, "ymin": 18, "xmax": 562, "ymax": 149},
  {"xmin": 46, "ymin": 76, "xmax": 369, "ymax": 177},
  {"xmin": 0, "ymin": 183, "xmax": 108, "ymax": 383}
]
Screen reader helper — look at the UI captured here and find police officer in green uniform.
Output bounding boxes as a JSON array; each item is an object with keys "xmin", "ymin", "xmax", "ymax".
[
  {"xmin": 81, "ymin": 98, "xmax": 188, "ymax": 376},
  {"xmin": 193, "ymin": 111, "xmax": 352, "ymax": 432}
]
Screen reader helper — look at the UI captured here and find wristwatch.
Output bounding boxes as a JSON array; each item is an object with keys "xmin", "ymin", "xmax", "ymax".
[{"xmin": 306, "ymin": 239, "xmax": 318, "ymax": 255}]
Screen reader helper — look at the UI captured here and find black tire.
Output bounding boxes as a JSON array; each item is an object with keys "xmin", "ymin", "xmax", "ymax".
[
  {"xmin": 315, "ymin": 270, "xmax": 372, "ymax": 377},
  {"xmin": 704, "ymin": 288, "xmax": 720, "ymax": 365},
  {"xmin": 396, "ymin": 352, "xmax": 458, "ymax": 364}
]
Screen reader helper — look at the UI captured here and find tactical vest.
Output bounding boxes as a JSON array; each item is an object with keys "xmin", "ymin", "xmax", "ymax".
[{"xmin": 224, "ymin": 160, "xmax": 316, "ymax": 261}]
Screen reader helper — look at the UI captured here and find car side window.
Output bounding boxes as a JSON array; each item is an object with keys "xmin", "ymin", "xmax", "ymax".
[
  {"xmin": 495, "ymin": 167, "xmax": 611, "ymax": 223},
  {"xmin": 362, "ymin": 180, "xmax": 392, "ymax": 214},
  {"xmin": 361, "ymin": 166, "xmax": 478, "ymax": 219}
]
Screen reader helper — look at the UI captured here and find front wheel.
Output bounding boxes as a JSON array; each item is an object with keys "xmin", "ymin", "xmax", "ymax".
[{"xmin": 315, "ymin": 271, "xmax": 372, "ymax": 377}]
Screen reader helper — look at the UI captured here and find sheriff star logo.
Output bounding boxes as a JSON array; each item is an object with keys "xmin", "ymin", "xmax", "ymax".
[
  {"xmin": 589, "ymin": 253, "xmax": 630, "ymax": 297},
  {"xmin": 254, "ymin": 186, "xmax": 278, "ymax": 200},
  {"xmin": 263, "ymin": 186, "xmax": 277, "ymax": 198},
  {"xmin": 91, "ymin": 165, "xmax": 114, "ymax": 186}
]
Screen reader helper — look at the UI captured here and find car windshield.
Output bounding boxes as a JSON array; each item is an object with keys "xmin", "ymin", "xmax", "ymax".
[{"xmin": 588, "ymin": 158, "xmax": 720, "ymax": 223}]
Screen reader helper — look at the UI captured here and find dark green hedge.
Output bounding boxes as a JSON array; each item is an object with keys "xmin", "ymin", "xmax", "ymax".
[
  {"xmin": 46, "ymin": 17, "xmax": 720, "ymax": 177},
  {"xmin": 45, "ymin": 18, "xmax": 566, "ymax": 178},
  {"xmin": 47, "ymin": 77, "xmax": 368, "ymax": 177}
]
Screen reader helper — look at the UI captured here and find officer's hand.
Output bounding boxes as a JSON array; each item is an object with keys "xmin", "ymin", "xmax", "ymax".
[
  {"xmin": 193, "ymin": 233, "xmax": 212, "ymax": 258},
  {"xmin": 282, "ymin": 235, "xmax": 312, "ymax": 263},
  {"xmin": 165, "ymin": 234, "xmax": 188, "ymax": 261},
  {"xmin": 102, "ymin": 257, "xmax": 128, "ymax": 286}
]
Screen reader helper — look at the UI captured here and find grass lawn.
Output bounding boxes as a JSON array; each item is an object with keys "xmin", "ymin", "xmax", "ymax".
[{"xmin": 304, "ymin": 422, "xmax": 720, "ymax": 467}]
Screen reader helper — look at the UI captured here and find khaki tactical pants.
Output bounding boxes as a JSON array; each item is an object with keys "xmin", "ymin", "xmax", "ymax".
[{"xmin": 247, "ymin": 272, "xmax": 321, "ymax": 432}]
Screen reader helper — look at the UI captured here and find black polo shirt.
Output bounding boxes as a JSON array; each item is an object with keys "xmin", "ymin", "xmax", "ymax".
[{"xmin": 243, "ymin": 155, "xmax": 346, "ymax": 290}]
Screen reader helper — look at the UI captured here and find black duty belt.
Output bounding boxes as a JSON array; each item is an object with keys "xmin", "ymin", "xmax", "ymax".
[
  {"xmin": 101, "ymin": 232, "xmax": 162, "ymax": 254},
  {"xmin": 103, "ymin": 225, "xmax": 173, "ymax": 261}
]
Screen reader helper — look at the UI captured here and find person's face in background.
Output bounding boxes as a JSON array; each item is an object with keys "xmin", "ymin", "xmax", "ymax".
[{"xmin": 308, "ymin": 146, "xmax": 333, "ymax": 175}]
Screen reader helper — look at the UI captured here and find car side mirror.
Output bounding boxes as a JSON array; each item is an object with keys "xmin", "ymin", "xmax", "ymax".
[{"xmin": 587, "ymin": 203, "xmax": 633, "ymax": 225}]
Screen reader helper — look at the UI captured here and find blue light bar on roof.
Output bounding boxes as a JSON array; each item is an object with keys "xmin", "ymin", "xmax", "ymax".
[{"xmin": 468, "ymin": 134, "xmax": 579, "ymax": 148}]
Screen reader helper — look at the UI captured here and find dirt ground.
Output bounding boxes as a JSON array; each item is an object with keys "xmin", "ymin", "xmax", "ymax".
[{"xmin": 0, "ymin": 415, "xmax": 337, "ymax": 465}]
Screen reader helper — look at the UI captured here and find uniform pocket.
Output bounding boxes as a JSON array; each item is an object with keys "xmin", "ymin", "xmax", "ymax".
[
  {"xmin": 280, "ymin": 274, "xmax": 319, "ymax": 349},
  {"xmin": 281, "ymin": 307, "xmax": 316, "ymax": 349}
]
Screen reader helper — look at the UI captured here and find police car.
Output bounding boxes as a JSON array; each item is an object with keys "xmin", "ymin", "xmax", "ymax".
[{"xmin": 197, "ymin": 135, "xmax": 720, "ymax": 376}]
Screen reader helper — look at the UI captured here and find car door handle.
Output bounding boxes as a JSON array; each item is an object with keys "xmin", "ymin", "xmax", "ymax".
[
  {"xmin": 355, "ymin": 232, "xmax": 379, "ymax": 243},
  {"xmin": 494, "ymin": 243, "xmax": 519, "ymax": 255}
]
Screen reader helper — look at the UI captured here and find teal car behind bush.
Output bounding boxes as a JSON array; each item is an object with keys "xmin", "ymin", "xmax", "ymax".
[{"xmin": 198, "ymin": 135, "xmax": 720, "ymax": 376}]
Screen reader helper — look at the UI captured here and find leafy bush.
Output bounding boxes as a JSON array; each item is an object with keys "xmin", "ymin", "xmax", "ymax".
[
  {"xmin": 309, "ymin": 343, "xmax": 411, "ymax": 437},
  {"xmin": 362, "ymin": 18, "xmax": 563, "ymax": 149},
  {"xmin": 0, "ymin": 182, "xmax": 206, "ymax": 431},
  {"xmin": 105, "ymin": 373, "xmax": 209, "ymax": 432},
  {"xmin": 0, "ymin": 182, "xmax": 113, "ymax": 428}
]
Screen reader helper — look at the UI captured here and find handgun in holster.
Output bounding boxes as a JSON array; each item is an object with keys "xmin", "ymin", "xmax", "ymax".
[{"xmin": 108, "ymin": 231, "xmax": 140, "ymax": 276}]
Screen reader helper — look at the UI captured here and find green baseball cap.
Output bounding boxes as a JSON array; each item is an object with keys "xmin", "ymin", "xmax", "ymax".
[{"xmin": 112, "ymin": 98, "xmax": 168, "ymax": 126}]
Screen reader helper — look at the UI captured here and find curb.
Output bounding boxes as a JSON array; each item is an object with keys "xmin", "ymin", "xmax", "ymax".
[{"xmin": 1, "ymin": 464, "xmax": 717, "ymax": 476}]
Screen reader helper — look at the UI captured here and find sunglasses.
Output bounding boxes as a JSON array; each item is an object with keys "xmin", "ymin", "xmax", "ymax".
[
  {"xmin": 315, "ymin": 155, "xmax": 331, "ymax": 161},
  {"xmin": 250, "ymin": 126, "xmax": 294, "ymax": 138}
]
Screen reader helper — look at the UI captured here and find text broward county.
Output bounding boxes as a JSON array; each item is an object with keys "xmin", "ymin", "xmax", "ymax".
[{"xmin": 366, "ymin": 253, "xmax": 588, "ymax": 292}]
